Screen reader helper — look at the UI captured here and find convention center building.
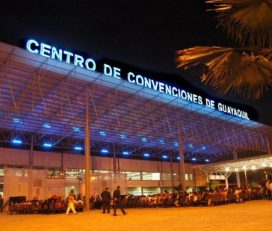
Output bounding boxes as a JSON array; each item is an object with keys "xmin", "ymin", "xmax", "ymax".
[{"xmin": 0, "ymin": 39, "xmax": 271, "ymax": 204}]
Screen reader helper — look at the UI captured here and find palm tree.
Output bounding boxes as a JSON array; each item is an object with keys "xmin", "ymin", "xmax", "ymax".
[{"xmin": 176, "ymin": 0, "xmax": 272, "ymax": 99}]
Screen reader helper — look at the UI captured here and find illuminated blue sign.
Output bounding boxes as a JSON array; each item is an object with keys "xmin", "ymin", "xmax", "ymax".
[{"xmin": 25, "ymin": 39, "xmax": 250, "ymax": 121}]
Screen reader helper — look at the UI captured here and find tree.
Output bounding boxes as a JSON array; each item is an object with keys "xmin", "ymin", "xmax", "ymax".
[{"xmin": 176, "ymin": 0, "xmax": 272, "ymax": 99}]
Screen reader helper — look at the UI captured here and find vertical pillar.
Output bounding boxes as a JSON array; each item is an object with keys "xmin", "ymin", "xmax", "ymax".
[
  {"xmin": 113, "ymin": 145, "xmax": 117, "ymax": 174},
  {"xmin": 28, "ymin": 134, "xmax": 34, "ymax": 200},
  {"xmin": 244, "ymin": 169, "xmax": 248, "ymax": 186},
  {"xmin": 178, "ymin": 133, "xmax": 186, "ymax": 191},
  {"xmin": 225, "ymin": 175, "xmax": 229, "ymax": 189},
  {"xmin": 170, "ymin": 154, "xmax": 174, "ymax": 191},
  {"xmin": 85, "ymin": 87, "xmax": 91, "ymax": 211},
  {"xmin": 233, "ymin": 151, "xmax": 241, "ymax": 188}
]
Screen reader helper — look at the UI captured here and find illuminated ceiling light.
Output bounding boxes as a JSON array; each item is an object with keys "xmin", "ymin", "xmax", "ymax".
[
  {"xmin": 192, "ymin": 157, "xmax": 197, "ymax": 161},
  {"xmin": 270, "ymin": 163, "xmax": 272, "ymax": 167},
  {"xmin": 202, "ymin": 146, "xmax": 206, "ymax": 150},
  {"xmin": 159, "ymin": 139, "xmax": 165, "ymax": 145},
  {"xmin": 122, "ymin": 151, "xmax": 129, "ymax": 155},
  {"xmin": 74, "ymin": 146, "xmax": 83, "ymax": 151},
  {"xmin": 189, "ymin": 144, "xmax": 194, "ymax": 149},
  {"xmin": 174, "ymin": 142, "xmax": 179, "ymax": 147},
  {"xmin": 43, "ymin": 142, "xmax": 52, "ymax": 148},
  {"xmin": 101, "ymin": 149, "xmax": 109, "ymax": 154},
  {"xmin": 141, "ymin": 137, "xmax": 147, "ymax": 142},
  {"xmin": 72, "ymin": 127, "xmax": 80, "ymax": 132},
  {"xmin": 43, "ymin": 123, "xmax": 51, "ymax": 129},
  {"xmin": 162, "ymin": 155, "xmax": 168, "ymax": 159},
  {"xmin": 261, "ymin": 163, "xmax": 267, "ymax": 167},
  {"xmin": 252, "ymin": 165, "xmax": 256, "ymax": 170},
  {"xmin": 225, "ymin": 167, "xmax": 230, "ymax": 172},
  {"xmin": 12, "ymin": 139, "xmax": 22, "ymax": 144},
  {"xmin": 143, "ymin": 153, "xmax": 150, "ymax": 157},
  {"xmin": 120, "ymin": 134, "xmax": 126, "ymax": 139},
  {"xmin": 13, "ymin": 118, "xmax": 23, "ymax": 124},
  {"xmin": 99, "ymin": 131, "xmax": 106, "ymax": 136},
  {"xmin": 177, "ymin": 156, "xmax": 180, "ymax": 160},
  {"xmin": 205, "ymin": 159, "xmax": 209, "ymax": 162},
  {"xmin": 235, "ymin": 168, "xmax": 238, "ymax": 172},
  {"xmin": 242, "ymin": 165, "xmax": 247, "ymax": 170}
]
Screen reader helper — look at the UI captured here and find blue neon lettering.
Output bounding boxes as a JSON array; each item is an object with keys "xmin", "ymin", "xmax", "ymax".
[{"xmin": 26, "ymin": 39, "xmax": 39, "ymax": 54}]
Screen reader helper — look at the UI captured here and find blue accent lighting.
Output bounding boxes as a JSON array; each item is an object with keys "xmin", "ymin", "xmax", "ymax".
[
  {"xmin": 99, "ymin": 131, "xmax": 106, "ymax": 136},
  {"xmin": 43, "ymin": 142, "xmax": 52, "ymax": 148},
  {"xmin": 73, "ymin": 127, "xmax": 80, "ymax": 132},
  {"xmin": 202, "ymin": 146, "xmax": 206, "ymax": 150},
  {"xmin": 162, "ymin": 155, "xmax": 168, "ymax": 159},
  {"xmin": 192, "ymin": 157, "xmax": 197, "ymax": 161},
  {"xmin": 174, "ymin": 142, "xmax": 179, "ymax": 147},
  {"xmin": 143, "ymin": 153, "xmax": 150, "ymax": 157},
  {"xmin": 12, "ymin": 139, "xmax": 22, "ymax": 144},
  {"xmin": 43, "ymin": 123, "xmax": 51, "ymax": 129},
  {"xmin": 177, "ymin": 156, "xmax": 180, "ymax": 160},
  {"xmin": 189, "ymin": 144, "xmax": 194, "ymax": 148},
  {"xmin": 74, "ymin": 146, "xmax": 83, "ymax": 151},
  {"xmin": 13, "ymin": 118, "xmax": 23, "ymax": 124},
  {"xmin": 141, "ymin": 137, "xmax": 147, "ymax": 142},
  {"xmin": 122, "ymin": 151, "xmax": 129, "ymax": 155},
  {"xmin": 101, "ymin": 149, "xmax": 109, "ymax": 154},
  {"xmin": 205, "ymin": 159, "xmax": 210, "ymax": 162},
  {"xmin": 120, "ymin": 134, "xmax": 126, "ymax": 139},
  {"xmin": 160, "ymin": 139, "xmax": 165, "ymax": 145}
]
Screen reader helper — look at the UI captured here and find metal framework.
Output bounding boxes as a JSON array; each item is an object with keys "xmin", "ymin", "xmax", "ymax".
[{"xmin": 0, "ymin": 42, "xmax": 272, "ymax": 163}]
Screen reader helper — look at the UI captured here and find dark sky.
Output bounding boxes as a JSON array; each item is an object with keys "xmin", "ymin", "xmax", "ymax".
[{"xmin": 0, "ymin": 0, "xmax": 271, "ymax": 126}]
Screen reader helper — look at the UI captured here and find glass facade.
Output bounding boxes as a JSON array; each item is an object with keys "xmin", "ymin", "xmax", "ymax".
[{"xmin": 142, "ymin": 172, "xmax": 160, "ymax": 180}]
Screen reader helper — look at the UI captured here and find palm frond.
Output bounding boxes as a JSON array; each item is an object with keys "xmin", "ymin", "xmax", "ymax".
[
  {"xmin": 176, "ymin": 46, "xmax": 272, "ymax": 99},
  {"xmin": 206, "ymin": 0, "xmax": 272, "ymax": 48}
]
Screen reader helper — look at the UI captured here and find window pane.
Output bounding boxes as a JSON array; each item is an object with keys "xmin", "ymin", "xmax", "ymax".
[{"xmin": 142, "ymin": 172, "xmax": 160, "ymax": 180}]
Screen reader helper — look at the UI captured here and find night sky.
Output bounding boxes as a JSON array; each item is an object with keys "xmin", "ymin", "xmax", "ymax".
[{"xmin": 1, "ymin": 0, "xmax": 271, "ymax": 126}]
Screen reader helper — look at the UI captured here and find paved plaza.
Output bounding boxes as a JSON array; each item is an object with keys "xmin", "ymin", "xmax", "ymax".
[{"xmin": 1, "ymin": 200, "xmax": 272, "ymax": 231}]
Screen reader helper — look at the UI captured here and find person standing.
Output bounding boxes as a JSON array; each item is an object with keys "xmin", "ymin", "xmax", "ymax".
[
  {"xmin": 101, "ymin": 187, "xmax": 111, "ymax": 213},
  {"xmin": 66, "ymin": 190, "xmax": 77, "ymax": 215},
  {"xmin": 113, "ymin": 186, "xmax": 126, "ymax": 216}
]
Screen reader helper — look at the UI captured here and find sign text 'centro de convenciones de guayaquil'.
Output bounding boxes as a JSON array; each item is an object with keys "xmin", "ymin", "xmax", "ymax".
[{"xmin": 25, "ymin": 39, "xmax": 249, "ymax": 120}]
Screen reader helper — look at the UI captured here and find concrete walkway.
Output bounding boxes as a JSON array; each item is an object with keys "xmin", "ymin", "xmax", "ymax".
[{"xmin": 1, "ymin": 200, "xmax": 272, "ymax": 231}]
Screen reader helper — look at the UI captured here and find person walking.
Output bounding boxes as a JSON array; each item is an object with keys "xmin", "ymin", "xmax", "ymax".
[
  {"xmin": 113, "ymin": 186, "xmax": 126, "ymax": 216},
  {"xmin": 66, "ymin": 190, "xmax": 77, "ymax": 215},
  {"xmin": 101, "ymin": 187, "xmax": 111, "ymax": 213}
]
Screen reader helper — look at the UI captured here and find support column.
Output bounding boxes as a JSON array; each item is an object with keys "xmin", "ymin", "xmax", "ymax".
[
  {"xmin": 113, "ymin": 145, "xmax": 117, "ymax": 174},
  {"xmin": 28, "ymin": 134, "xmax": 34, "ymax": 200},
  {"xmin": 178, "ymin": 133, "xmax": 186, "ymax": 191},
  {"xmin": 244, "ymin": 169, "xmax": 248, "ymax": 186},
  {"xmin": 170, "ymin": 154, "xmax": 174, "ymax": 191},
  {"xmin": 85, "ymin": 87, "xmax": 91, "ymax": 211},
  {"xmin": 233, "ymin": 151, "xmax": 241, "ymax": 188}
]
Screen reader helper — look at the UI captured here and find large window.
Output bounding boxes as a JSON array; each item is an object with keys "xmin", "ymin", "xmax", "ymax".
[
  {"xmin": 185, "ymin": 173, "xmax": 194, "ymax": 181},
  {"xmin": 142, "ymin": 172, "xmax": 160, "ymax": 180},
  {"xmin": 142, "ymin": 187, "xmax": 160, "ymax": 195},
  {"xmin": 121, "ymin": 172, "xmax": 141, "ymax": 180},
  {"xmin": 127, "ymin": 187, "xmax": 142, "ymax": 195}
]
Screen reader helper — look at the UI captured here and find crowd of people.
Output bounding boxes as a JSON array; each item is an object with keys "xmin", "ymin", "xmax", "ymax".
[{"xmin": 4, "ymin": 182, "xmax": 272, "ymax": 215}]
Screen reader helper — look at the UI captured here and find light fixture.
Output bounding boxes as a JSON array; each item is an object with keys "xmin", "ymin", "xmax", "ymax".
[
  {"xmin": 205, "ymin": 159, "xmax": 209, "ymax": 162},
  {"xmin": 162, "ymin": 155, "xmax": 168, "ymax": 159},
  {"xmin": 43, "ymin": 142, "xmax": 52, "ymax": 148},
  {"xmin": 143, "ymin": 153, "xmax": 150, "ymax": 157},
  {"xmin": 122, "ymin": 151, "xmax": 129, "ymax": 155},
  {"xmin": 120, "ymin": 134, "xmax": 126, "ymax": 139},
  {"xmin": 192, "ymin": 157, "xmax": 196, "ymax": 161},
  {"xmin": 99, "ymin": 131, "xmax": 106, "ymax": 136},
  {"xmin": 43, "ymin": 123, "xmax": 51, "ymax": 129},
  {"xmin": 12, "ymin": 139, "xmax": 22, "ymax": 144},
  {"xmin": 73, "ymin": 127, "xmax": 80, "ymax": 132},
  {"xmin": 177, "ymin": 156, "xmax": 180, "ymax": 160},
  {"xmin": 189, "ymin": 144, "xmax": 194, "ymax": 149},
  {"xmin": 74, "ymin": 146, "xmax": 83, "ymax": 151},
  {"xmin": 242, "ymin": 165, "xmax": 247, "ymax": 170},
  {"xmin": 225, "ymin": 167, "xmax": 229, "ymax": 172},
  {"xmin": 101, "ymin": 149, "xmax": 109, "ymax": 154},
  {"xmin": 252, "ymin": 165, "xmax": 256, "ymax": 170},
  {"xmin": 141, "ymin": 137, "xmax": 147, "ymax": 142},
  {"xmin": 235, "ymin": 168, "xmax": 238, "ymax": 172},
  {"xmin": 160, "ymin": 139, "xmax": 165, "ymax": 145}
]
